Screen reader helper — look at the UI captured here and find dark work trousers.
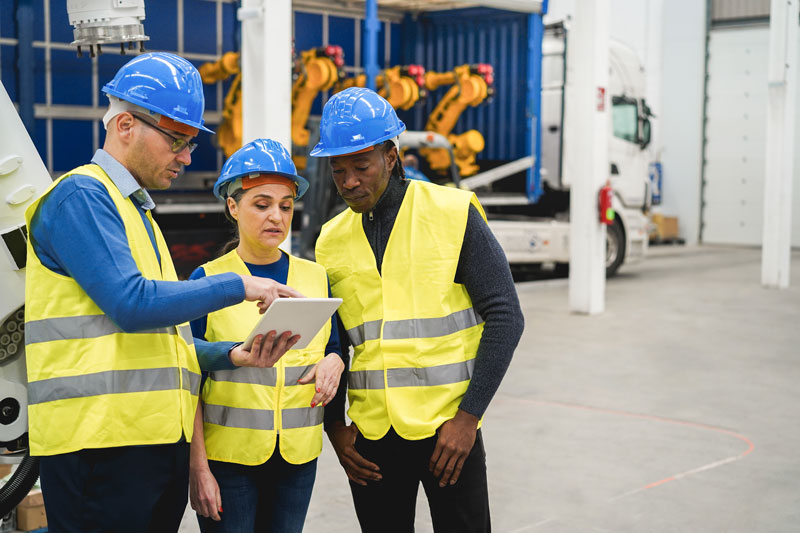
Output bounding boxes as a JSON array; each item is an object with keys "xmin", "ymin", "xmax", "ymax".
[
  {"xmin": 349, "ymin": 427, "xmax": 490, "ymax": 533},
  {"xmin": 38, "ymin": 440, "xmax": 190, "ymax": 533}
]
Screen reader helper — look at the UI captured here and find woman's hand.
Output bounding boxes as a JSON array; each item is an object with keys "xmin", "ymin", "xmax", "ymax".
[
  {"xmin": 190, "ymin": 463, "xmax": 222, "ymax": 521},
  {"xmin": 297, "ymin": 353, "xmax": 344, "ymax": 407},
  {"xmin": 229, "ymin": 331, "xmax": 300, "ymax": 368}
]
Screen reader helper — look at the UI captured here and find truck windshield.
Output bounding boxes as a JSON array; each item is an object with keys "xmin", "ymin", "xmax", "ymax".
[{"xmin": 612, "ymin": 96, "xmax": 639, "ymax": 143}]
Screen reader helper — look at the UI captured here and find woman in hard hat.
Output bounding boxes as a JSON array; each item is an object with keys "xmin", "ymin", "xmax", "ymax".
[{"xmin": 188, "ymin": 138, "xmax": 344, "ymax": 532}]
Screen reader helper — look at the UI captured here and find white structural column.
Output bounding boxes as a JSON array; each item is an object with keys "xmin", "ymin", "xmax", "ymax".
[
  {"xmin": 238, "ymin": 0, "xmax": 293, "ymax": 250},
  {"xmin": 645, "ymin": 0, "xmax": 663, "ymax": 157},
  {"xmin": 762, "ymin": 0, "xmax": 798, "ymax": 289},
  {"xmin": 566, "ymin": 0, "xmax": 609, "ymax": 314}
]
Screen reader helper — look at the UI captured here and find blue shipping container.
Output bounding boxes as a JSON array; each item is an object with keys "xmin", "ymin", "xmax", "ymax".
[{"xmin": 399, "ymin": 8, "xmax": 531, "ymax": 162}]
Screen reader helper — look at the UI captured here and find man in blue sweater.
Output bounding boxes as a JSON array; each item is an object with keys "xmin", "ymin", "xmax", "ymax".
[{"xmin": 25, "ymin": 53, "xmax": 300, "ymax": 533}]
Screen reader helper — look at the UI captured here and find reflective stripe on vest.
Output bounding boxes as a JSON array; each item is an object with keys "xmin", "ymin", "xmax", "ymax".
[
  {"xmin": 346, "ymin": 319, "xmax": 383, "ymax": 346},
  {"xmin": 210, "ymin": 365, "xmax": 314, "ymax": 387},
  {"xmin": 25, "ymin": 315, "xmax": 194, "ymax": 346},
  {"xmin": 27, "ymin": 367, "xmax": 201, "ymax": 405},
  {"xmin": 282, "ymin": 406, "xmax": 324, "ymax": 429},
  {"xmin": 205, "ymin": 403, "xmax": 274, "ymax": 430},
  {"xmin": 28, "ymin": 368, "xmax": 174, "ymax": 404},
  {"xmin": 182, "ymin": 368, "xmax": 202, "ymax": 395},
  {"xmin": 349, "ymin": 359, "xmax": 475, "ymax": 390},
  {"xmin": 204, "ymin": 404, "xmax": 323, "ymax": 431},
  {"xmin": 345, "ymin": 308, "xmax": 483, "ymax": 347}
]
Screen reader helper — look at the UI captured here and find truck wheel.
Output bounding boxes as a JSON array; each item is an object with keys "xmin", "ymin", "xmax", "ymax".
[{"xmin": 605, "ymin": 219, "xmax": 625, "ymax": 278}]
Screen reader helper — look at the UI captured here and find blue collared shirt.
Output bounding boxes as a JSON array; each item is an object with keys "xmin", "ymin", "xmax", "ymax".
[{"xmin": 29, "ymin": 149, "xmax": 244, "ymax": 370}]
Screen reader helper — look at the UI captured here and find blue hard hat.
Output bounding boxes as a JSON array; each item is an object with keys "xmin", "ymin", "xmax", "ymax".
[
  {"xmin": 309, "ymin": 87, "xmax": 406, "ymax": 157},
  {"xmin": 213, "ymin": 138, "xmax": 310, "ymax": 200},
  {"xmin": 102, "ymin": 52, "xmax": 214, "ymax": 134}
]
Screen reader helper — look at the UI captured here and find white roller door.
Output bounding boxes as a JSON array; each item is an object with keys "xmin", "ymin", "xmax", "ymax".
[{"xmin": 702, "ymin": 25, "xmax": 800, "ymax": 246}]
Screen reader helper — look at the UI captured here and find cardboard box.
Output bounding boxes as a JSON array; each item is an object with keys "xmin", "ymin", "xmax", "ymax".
[
  {"xmin": 650, "ymin": 213, "xmax": 679, "ymax": 241},
  {"xmin": 16, "ymin": 490, "xmax": 46, "ymax": 531},
  {"xmin": 0, "ymin": 464, "xmax": 11, "ymax": 478}
]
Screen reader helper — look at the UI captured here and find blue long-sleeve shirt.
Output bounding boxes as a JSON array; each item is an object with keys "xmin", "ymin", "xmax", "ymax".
[
  {"xmin": 28, "ymin": 149, "xmax": 246, "ymax": 370},
  {"xmin": 189, "ymin": 252, "xmax": 342, "ymax": 361}
]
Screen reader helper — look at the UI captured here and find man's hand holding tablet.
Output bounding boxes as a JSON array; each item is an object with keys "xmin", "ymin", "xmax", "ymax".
[
  {"xmin": 228, "ymin": 297, "xmax": 342, "ymax": 368},
  {"xmin": 229, "ymin": 330, "xmax": 301, "ymax": 368}
]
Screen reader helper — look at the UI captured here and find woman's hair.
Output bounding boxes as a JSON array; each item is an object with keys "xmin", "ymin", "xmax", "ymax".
[{"xmin": 219, "ymin": 187, "xmax": 245, "ymax": 256}]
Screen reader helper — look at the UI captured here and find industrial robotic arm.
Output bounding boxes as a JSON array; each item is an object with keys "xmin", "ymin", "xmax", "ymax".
[
  {"xmin": 292, "ymin": 46, "xmax": 345, "ymax": 170},
  {"xmin": 0, "ymin": 82, "xmax": 54, "ymax": 514},
  {"xmin": 199, "ymin": 52, "xmax": 243, "ymax": 158},
  {"xmin": 336, "ymin": 65, "xmax": 428, "ymax": 111},
  {"xmin": 195, "ymin": 46, "xmax": 345, "ymax": 169},
  {"xmin": 421, "ymin": 63, "xmax": 494, "ymax": 177}
]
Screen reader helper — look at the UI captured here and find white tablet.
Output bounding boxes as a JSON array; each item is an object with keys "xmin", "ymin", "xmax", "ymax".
[{"xmin": 241, "ymin": 298, "xmax": 343, "ymax": 351}]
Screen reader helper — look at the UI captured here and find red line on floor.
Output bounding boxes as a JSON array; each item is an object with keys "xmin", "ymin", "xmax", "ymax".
[{"xmin": 515, "ymin": 398, "xmax": 755, "ymax": 499}]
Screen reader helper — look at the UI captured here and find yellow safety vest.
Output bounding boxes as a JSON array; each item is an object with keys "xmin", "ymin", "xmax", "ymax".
[
  {"xmin": 201, "ymin": 250, "xmax": 330, "ymax": 465},
  {"xmin": 24, "ymin": 164, "xmax": 200, "ymax": 456},
  {"xmin": 315, "ymin": 180, "xmax": 486, "ymax": 441}
]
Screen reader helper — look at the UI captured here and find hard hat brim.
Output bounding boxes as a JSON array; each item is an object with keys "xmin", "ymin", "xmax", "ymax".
[
  {"xmin": 102, "ymin": 87, "xmax": 215, "ymax": 134},
  {"xmin": 214, "ymin": 171, "xmax": 309, "ymax": 201},
  {"xmin": 309, "ymin": 126, "xmax": 405, "ymax": 158}
]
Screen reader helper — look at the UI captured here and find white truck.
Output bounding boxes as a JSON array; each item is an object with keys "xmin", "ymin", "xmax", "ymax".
[{"xmin": 466, "ymin": 23, "xmax": 653, "ymax": 277}]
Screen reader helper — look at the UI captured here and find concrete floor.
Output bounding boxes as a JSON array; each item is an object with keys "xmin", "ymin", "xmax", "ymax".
[{"xmin": 179, "ymin": 245, "xmax": 800, "ymax": 532}]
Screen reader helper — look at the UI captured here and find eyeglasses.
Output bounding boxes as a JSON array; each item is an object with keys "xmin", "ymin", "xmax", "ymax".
[{"xmin": 133, "ymin": 115, "xmax": 198, "ymax": 154}]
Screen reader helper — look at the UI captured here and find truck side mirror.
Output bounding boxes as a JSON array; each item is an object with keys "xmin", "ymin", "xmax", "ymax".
[{"xmin": 640, "ymin": 118, "xmax": 652, "ymax": 149}]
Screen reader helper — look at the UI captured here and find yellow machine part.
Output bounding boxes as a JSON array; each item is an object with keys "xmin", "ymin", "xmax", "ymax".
[
  {"xmin": 199, "ymin": 52, "xmax": 242, "ymax": 159},
  {"xmin": 292, "ymin": 50, "xmax": 340, "ymax": 170},
  {"xmin": 420, "ymin": 64, "xmax": 490, "ymax": 177},
  {"xmin": 379, "ymin": 66, "xmax": 421, "ymax": 111},
  {"xmin": 199, "ymin": 49, "xmax": 342, "ymax": 169},
  {"xmin": 335, "ymin": 66, "xmax": 423, "ymax": 111}
]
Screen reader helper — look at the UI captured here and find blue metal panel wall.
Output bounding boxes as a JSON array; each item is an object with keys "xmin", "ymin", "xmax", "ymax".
[
  {"xmin": 1, "ymin": 47, "xmax": 17, "ymax": 102},
  {"xmin": 400, "ymin": 8, "xmax": 530, "ymax": 161},
  {"xmin": 51, "ymin": 48, "xmax": 91, "ymax": 106},
  {"xmin": 184, "ymin": 0, "xmax": 218, "ymax": 55},
  {"xmin": 52, "ymin": 120, "xmax": 93, "ymax": 171},
  {"xmin": 295, "ymin": 11, "xmax": 325, "ymax": 115},
  {"xmin": 390, "ymin": 22, "xmax": 402, "ymax": 66},
  {"xmin": 329, "ymin": 16, "xmax": 356, "ymax": 65}
]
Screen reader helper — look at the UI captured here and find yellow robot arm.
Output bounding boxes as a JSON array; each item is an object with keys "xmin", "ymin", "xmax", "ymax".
[
  {"xmin": 335, "ymin": 74, "xmax": 367, "ymax": 92},
  {"xmin": 334, "ymin": 65, "xmax": 427, "ymax": 111},
  {"xmin": 292, "ymin": 46, "xmax": 344, "ymax": 169},
  {"xmin": 421, "ymin": 64, "xmax": 494, "ymax": 177},
  {"xmin": 378, "ymin": 65, "xmax": 427, "ymax": 111},
  {"xmin": 199, "ymin": 52, "xmax": 242, "ymax": 158}
]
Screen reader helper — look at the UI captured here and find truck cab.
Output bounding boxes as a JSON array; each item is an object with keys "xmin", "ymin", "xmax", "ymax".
[{"xmin": 488, "ymin": 23, "xmax": 652, "ymax": 277}]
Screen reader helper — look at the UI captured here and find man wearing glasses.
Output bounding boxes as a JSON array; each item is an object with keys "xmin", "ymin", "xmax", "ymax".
[{"xmin": 24, "ymin": 52, "xmax": 301, "ymax": 532}]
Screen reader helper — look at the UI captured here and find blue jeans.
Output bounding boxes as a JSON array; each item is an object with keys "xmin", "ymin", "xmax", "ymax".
[
  {"xmin": 39, "ymin": 441, "xmax": 189, "ymax": 533},
  {"xmin": 197, "ymin": 447, "xmax": 317, "ymax": 533}
]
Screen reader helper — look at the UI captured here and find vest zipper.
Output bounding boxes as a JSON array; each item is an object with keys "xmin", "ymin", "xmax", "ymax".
[{"xmin": 369, "ymin": 210, "xmax": 374, "ymax": 221}]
